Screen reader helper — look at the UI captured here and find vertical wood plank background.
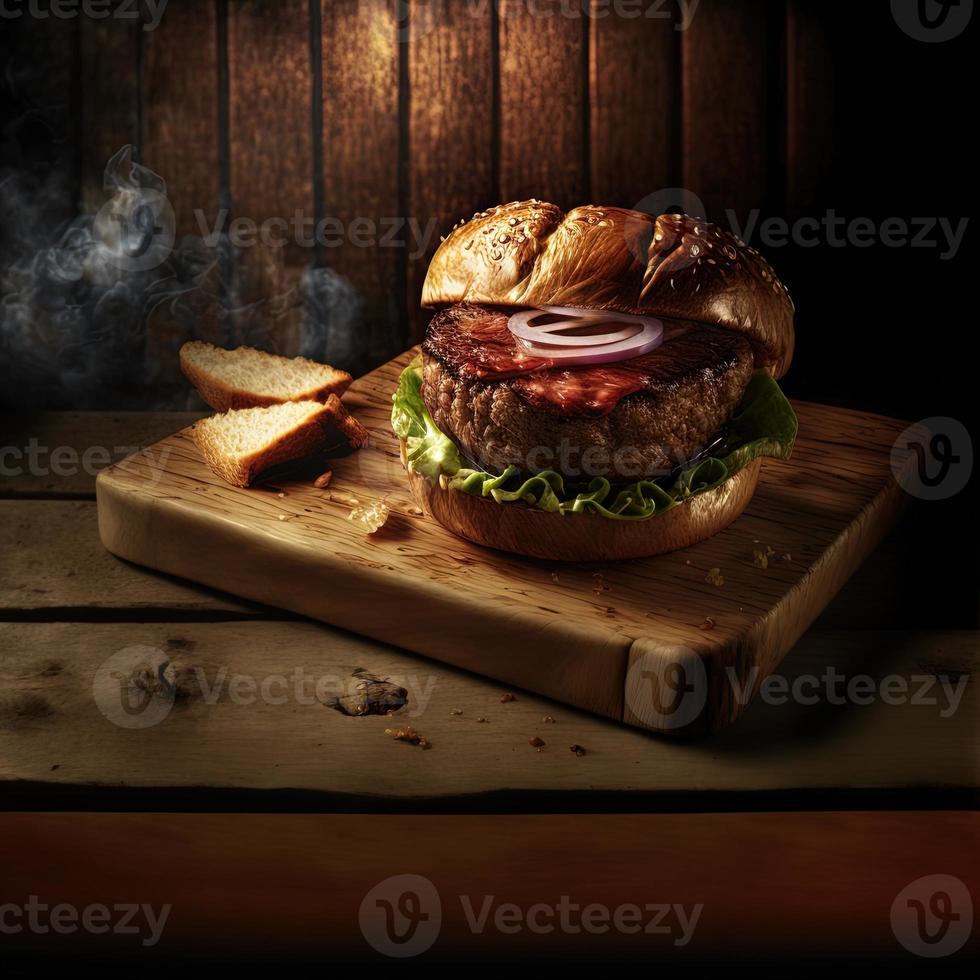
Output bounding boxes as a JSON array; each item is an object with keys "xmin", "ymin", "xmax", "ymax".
[
  {"xmin": 69, "ymin": 0, "xmax": 846, "ymax": 366},
  {"xmin": 407, "ymin": 1, "xmax": 496, "ymax": 343},
  {"xmin": 321, "ymin": 0, "xmax": 400, "ymax": 361},
  {"xmin": 228, "ymin": 0, "xmax": 314, "ymax": 354}
]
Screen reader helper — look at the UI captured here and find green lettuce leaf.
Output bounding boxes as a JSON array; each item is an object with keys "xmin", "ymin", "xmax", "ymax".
[{"xmin": 391, "ymin": 357, "xmax": 797, "ymax": 521}]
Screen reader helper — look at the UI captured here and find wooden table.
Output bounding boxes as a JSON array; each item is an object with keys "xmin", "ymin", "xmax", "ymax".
[{"xmin": 1, "ymin": 412, "xmax": 977, "ymax": 965}]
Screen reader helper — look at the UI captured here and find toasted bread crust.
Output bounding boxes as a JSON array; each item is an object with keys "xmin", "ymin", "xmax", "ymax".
[
  {"xmin": 192, "ymin": 396, "xmax": 368, "ymax": 487},
  {"xmin": 180, "ymin": 342, "xmax": 352, "ymax": 412}
]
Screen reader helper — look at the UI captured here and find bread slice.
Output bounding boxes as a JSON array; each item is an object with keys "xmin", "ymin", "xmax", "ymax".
[
  {"xmin": 192, "ymin": 395, "xmax": 369, "ymax": 487},
  {"xmin": 180, "ymin": 341, "xmax": 353, "ymax": 412}
]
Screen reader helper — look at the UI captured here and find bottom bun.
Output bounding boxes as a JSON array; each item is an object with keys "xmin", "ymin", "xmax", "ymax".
[{"xmin": 402, "ymin": 454, "xmax": 762, "ymax": 562}]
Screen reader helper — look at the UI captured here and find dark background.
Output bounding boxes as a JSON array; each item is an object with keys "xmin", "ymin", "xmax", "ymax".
[{"xmin": 1, "ymin": 0, "xmax": 976, "ymax": 621}]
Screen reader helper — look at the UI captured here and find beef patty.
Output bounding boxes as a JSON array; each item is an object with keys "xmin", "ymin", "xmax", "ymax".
[{"xmin": 421, "ymin": 304, "xmax": 754, "ymax": 480}]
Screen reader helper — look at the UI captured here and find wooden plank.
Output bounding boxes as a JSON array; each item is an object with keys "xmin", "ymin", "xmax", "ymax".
[
  {"xmin": 498, "ymin": 1, "xmax": 587, "ymax": 206},
  {"xmin": 95, "ymin": 350, "xmax": 916, "ymax": 733},
  {"xmin": 588, "ymin": 2, "xmax": 677, "ymax": 208},
  {"xmin": 0, "ymin": 501, "xmax": 261, "ymax": 616},
  {"xmin": 140, "ymin": 0, "xmax": 225, "ymax": 403},
  {"xmin": 321, "ymin": 0, "xmax": 400, "ymax": 363},
  {"xmin": 0, "ymin": 412, "xmax": 202, "ymax": 498},
  {"xmin": 80, "ymin": 17, "xmax": 139, "ymax": 213},
  {"xmin": 0, "ymin": 621, "xmax": 975, "ymax": 800},
  {"xmin": 141, "ymin": 0, "xmax": 221, "ymax": 237},
  {"xmin": 1, "ymin": 812, "xmax": 976, "ymax": 958},
  {"xmin": 682, "ymin": 0, "xmax": 774, "ymax": 220},
  {"xmin": 786, "ymin": 0, "xmax": 834, "ymax": 214},
  {"xmin": 407, "ymin": 2, "xmax": 495, "ymax": 341},
  {"xmin": 227, "ymin": 0, "xmax": 315, "ymax": 355}
]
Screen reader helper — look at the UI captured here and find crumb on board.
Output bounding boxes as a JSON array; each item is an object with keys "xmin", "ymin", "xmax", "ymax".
[
  {"xmin": 313, "ymin": 470, "xmax": 333, "ymax": 489},
  {"xmin": 384, "ymin": 725, "xmax": 430, "ymax": 749},
  {"xmin": 543, "ymin": 715, "xmax": 556, "ymax": 724},
  {"xmin": 348, "ymin": 501, "xmax": 390, "ymax": 533},
  {"xmin": 500, "ymin": 692, "xmax": 517, "ymax": 703},
  {"xmin": 277, "ymin": 491, "xmax": 286, "ymax": 498},
  {"xmin": 329, "ymin": 491, "xmax": 359, "ymax": 506},
  {"xmin": 550, "ymin": 571, "xmax": 560, "ymax": 585},
  {"xmin": 277, "ymin": 514, "xmax": 288, "ymax": 521},
  {"xmin": 699, "ymin": 616, "xmax": 716, "ymax": 631},
  {"xmin": 782, "ymin": 553, "xmax": 793, "ymax": 562},
  {"xmin": 407, "ymin": 506, "xmax": 424, "ymax": 517},
  {"xmin": 529, "ymin": 736, "xmax": 545, "ymax": 748},
  {"xmin": 570, "ymin": 744, "xmax": 586, "ymax": 757},
  {"xmin": 705, "ymin": 567, "xmax": 725, "ymax": 587},
  {"xmin": 449, "ymin": 708, "xmax": 463, "ymax": 716},
  {"xmin": 476, "ymin": 716, "xmax": 489, "ymax": 723},
  {"xmin": 752, "ymin": 549, "xmax": 769, "ymax": 569}
]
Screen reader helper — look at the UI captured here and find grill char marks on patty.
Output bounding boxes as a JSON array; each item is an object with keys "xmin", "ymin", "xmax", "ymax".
[{"xmin": 421, "ymin": 303, "xmax": 755, "ymax": 481}]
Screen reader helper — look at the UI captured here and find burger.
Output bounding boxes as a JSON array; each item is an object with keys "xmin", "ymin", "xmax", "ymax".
[{"xmin": 391, "ymin": 201, "xmax": 797, "ymax": 561}]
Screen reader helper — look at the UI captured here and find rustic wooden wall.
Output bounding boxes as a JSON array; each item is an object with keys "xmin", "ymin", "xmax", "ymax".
[
  {"xmin": 6, "ymin": 0, "xmax": 970, "ymax": 432},
  {"xmin": 71, "ymin": 0, "xmax": 833, "ymax": 366}
]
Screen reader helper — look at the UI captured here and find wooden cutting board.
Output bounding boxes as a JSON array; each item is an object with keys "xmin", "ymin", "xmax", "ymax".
[{"xmin": 97, "ymin": 349, "xmax": 914, "ymax": 735}]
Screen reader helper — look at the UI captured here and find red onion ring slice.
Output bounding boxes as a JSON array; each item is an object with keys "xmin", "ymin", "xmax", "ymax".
[
  {"xmin": 506, "ymin": 307, "xmax": 664, "ymax": 366},
  {"xmin": 506, "ymin": 310, "xmax": 640, "ymax": 347}
]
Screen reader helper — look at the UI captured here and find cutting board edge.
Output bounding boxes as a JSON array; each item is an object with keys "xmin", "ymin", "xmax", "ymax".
[
  {"xmin": 621, "ymin": 472, "xmax": 913, "ymax": 735},
  {"xmin": 96, "ymin": 464, "xmax": 635, "ymax": 723}
]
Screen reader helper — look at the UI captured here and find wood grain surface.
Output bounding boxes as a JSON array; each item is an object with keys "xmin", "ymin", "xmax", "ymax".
[
  {"xmin": 141, "ymin": 0, "xmax": 221, "ymax": 237},
  {"xmin": 407, "ymin": 3, "xmax": 495, "ymax": 341},
  {"xmin": 588, "ymin": 3, "xmax": 678, "ymax": 208},
  {"xmin": 498, "ymin": 2, "xmax": 587, "ymax": 206},
  {"xmin": 0, "ymin": 501, "xmax": 261, "ymax": 617},
  {"xmin": 1, "ymin": 621, "xmax": 974, "ymax": 803},
  {"xmin": 0, "ymin": 411, "xmax": 205, "ymax": 498},
  {"xmin": 682, "ymin": 0, "xmax": 774, "ymax": 219},
  {"xmin": 96, "ymin": 350, "xmax": 914, "ymax": 735},
  {"xmin": 321, "ymin": 0, "xmax": 400, "ymax": 362},
  {"xmin": 228, "ymin": 0, "xmax": 314, "ymax": 353},
  {"xmin": 2, "ymin": 811, "xmax": 976, "ymax": 960}
]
